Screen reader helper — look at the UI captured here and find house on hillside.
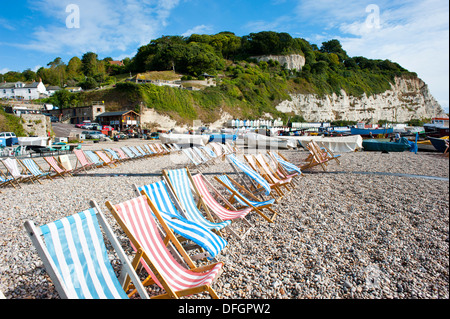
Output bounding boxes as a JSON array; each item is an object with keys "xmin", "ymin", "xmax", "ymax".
[
  {"xmin": 46, "ymin": 102, "xmax": 105, "ymax": 124},
  {"xmin": 108, "ymin": 60, "xmax": 125, "ymax": 67},
  {"xmin": 46, "ymin": 86, "xmax": 61, "ymax": 96},
  {"xmin": 0, "ymin": 79, "xmax": 47, "ymax": 100},
  {"xmin": 96, "ymin": 110, "xmax": 140, "ymax": 131}
]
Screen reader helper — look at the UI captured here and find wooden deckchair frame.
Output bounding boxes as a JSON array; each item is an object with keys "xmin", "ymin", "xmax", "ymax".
[
  {"xmin": 24, "ymin": 201, "xmax": 150, "ymax": 299},
  {"xmin": 44, "ymin": 156, "xmax": 73, "ymax": 179},
  {"xmin": 106, "ymin": 194, "xmax": 222, "ymax": 299},
  {"xmin": 214, "ymin": 174, "xmax": 279, "ymax": 223},
  {"xmin": 19, "ymin": 158, "xmax": 53, "ymax": 184},
  {"xmin": 187, "ymin": 169, "xmax": 253, "ymax": 240}
]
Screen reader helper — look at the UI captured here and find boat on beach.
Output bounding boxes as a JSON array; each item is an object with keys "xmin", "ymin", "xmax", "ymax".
[
  {"xmin": 428, "ymin": 136, "xmax": 449, "ymax": 153},
  {"xmin": 362, "ymin": 137, "xmax": 412, "ymax": 152}
]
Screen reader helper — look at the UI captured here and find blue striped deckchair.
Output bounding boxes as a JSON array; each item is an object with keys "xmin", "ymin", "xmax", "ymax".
[
  {"xmin": 0, "ymin": 170, "xmax": 15, "ymax": 188},
  {"xmin": 24, "ymin": 204, "xmax": 149, "ymax": 299},
  {"xmin": 143, "ymin": 144, "xmax": 155, "ymax": 156},
  {"xmin": 267, "ymin": 151, "xmax": 302, "ymax": 175},
  {"xmin": 215, "ymin": 175, "xmax": 278, "ymax": 223},
  {"xmin": 192, "ymin": 147, "xmax": 211, "ymax": 165},
  {"xmin": 201, "ymin": 146, "xmax": 218, "ymax": 161},
  {"xmin": 136, "ymin": 181, "xmax": 227, "ymax": 261},
  {"xmin": 162, "ymin": 169, "xmax": 232, "ymax": 232},
  {"xmin": 128, "ymin": 146, "xmax": 145, "ymax": 159},
  {"xmin": 84, "ymin": 150, "xmax": 105, "ymax": 168},
  {"xmin": 182, "ymin": 148, "xmax": 202, "ymax": 167},
  {"xmin": 226, "ymin": 154, "xmax": 271, "ymax": 196},
  {"xmin": 104, "ymin": 149, "xmax": 121, "ymax": 163},
  {"xmin": 121, "ymin": 147, "xmax": 136, "ymax": 160},
  {"xmin": 20, "ymin": 158, "xmax": 52, "ymax": 184},
  {"xmin": 136, "ymin": 145, "xmax": 151, "ymax": 158}
]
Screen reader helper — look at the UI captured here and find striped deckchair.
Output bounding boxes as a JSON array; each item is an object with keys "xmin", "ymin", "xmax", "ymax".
[
  {"xmin": 143, "ymin": 144, "xmax": 155, "ymax": 156},
  {"xmin": 104, "ymin": 149, "xmax": 122, "ymax": 164},
  {"xmin": 128, "ymin": 146, "xmax": 145, "ymax": 159},
  {"xmin": 44, "ymin": 156, "xmax": 73, "ymax": 179},
  {"xmin": 162, "ymin": 169, "xmax": 232, "ymax": 233},
  {"xmin": 84, "ymin": 151, "xmax": 106, "ymax": 168},
  {"xmin": 254, "ymin": 154, "xmax": 293, "ymax": 191},
  {"xmin": 95, "ymin": 151, "xmax": 116, "ymax": 168},
  {"xmin": 201, "ymin": 146, "xmax": 218, "ymax": 162},
  {"xmin": 190, "ymin": 172, "xmax": 253, "ymax": 239},
  {"xmin": 106, "ymin": 195, "xmax": 223, "ymax": 299},
  {"xmin": 215, "ymin": 175, "xmax": 279, "ymax": 223},
  {"xmin": 0, "ymin": 170, "xmax": 15, "ymax": 188},
  {"xmin": 73, "ymin": 149, "xmax": 95, "ymax": 173},
  {"xmin": 136, "ymin": 181, "xmax": 228, "ymax": 261},
  {"xmin": 121, "ymin": 147, "xmax": 136, "ymax": 160},
  {"xmin": 2, "ymin": 158, "xmax": 34, "ymax": 186},
  {"xmin": 20, "ymin": 158, "xmax": 52, "ymax": 184},
  {"xmin": 267, "ymin": 151, "xmax": 302, "ymax": 175},
  {"xmin": 24, "ymin": 204, "xmax": 149, "ymax": 299},
  {"xmin": 154, "ymin": 143, "xmax": 168, "ymax": 155},
  {"xmin": 192, "ymin": 147, "xmax": 211, "ymax": 165},
  {"xmin": 182, "ymin": 148, "xmax": 202, "ymax": 167},
  {"xmin": 113, "ymin": 148, "xmax": 130, "ymax": 161},
  {"xmin": 226, "ymin": 154, "xmax": 271, "ymax": 197}
]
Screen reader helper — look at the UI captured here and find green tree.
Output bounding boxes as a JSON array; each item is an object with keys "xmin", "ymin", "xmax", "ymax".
[{"xmin": 81, "ymin": 52, "xmax": 99, "ymax": 76}]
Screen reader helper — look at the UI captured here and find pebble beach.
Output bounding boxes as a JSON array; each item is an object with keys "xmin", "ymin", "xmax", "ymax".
[{"xmin": 0, "ymin": 139, "xmax": 448, "ymax": 299}]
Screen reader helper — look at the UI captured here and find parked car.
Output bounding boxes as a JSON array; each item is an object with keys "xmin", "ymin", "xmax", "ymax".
[
  {"xmin": 102, "ymin": 125, "xmax": 114, "ymax": 131},
  {"xmin": 89, "ymin": 123, "xmax": 100, "ymax": 130},
  {"xmin": 75, "ymin": 120, "xmax": 91, "ymax": 128},
  {"xmin": 81, "ymin": 123, "xmax": 95, "ymax": 129},
  {"xmin": 89, "ymin": 131, "xmax": 106, "ymax": 139}
]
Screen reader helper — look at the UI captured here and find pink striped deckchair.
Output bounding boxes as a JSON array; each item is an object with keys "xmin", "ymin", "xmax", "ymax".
[
  {"xmin": 147, "ymin": 144, "xmax": 162, "ymax": 156},
  {"xmin": 44, "ymin": 156, "xmax": 73, "ymax": 179},
  {"xmin": 73, "ymin": 149, "xmax": 95, "ymax": 173},
  {"xmin": 113, "ymin": 148, "xmax": 130, "ymax": 161},
  {"xmin": 95, "ymin": 151, "xmax": 117, "ymax": 168},
  {"xmin": 106, "ymin": 195, "xmax": 223, "ymax": 299},
  {"xmin": 190, "ymin": 172, "xmax": 253, "ymax": 239}
]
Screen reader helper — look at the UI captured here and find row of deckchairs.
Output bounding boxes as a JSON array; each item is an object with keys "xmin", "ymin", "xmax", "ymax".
[
  {"xmin": 1, "ymin": 156, "xmax": 72, "ymax": 188},
  {"xmin": 24, "ymin": 150, "xmax": 303, "ymax": 299},
  {"xmin": 182, "ymin": 141, "xmax": 238, "ymax": 168},
  {"xmin": 301, "ymin": 140, "xmax": 341, "ymax": 171}
]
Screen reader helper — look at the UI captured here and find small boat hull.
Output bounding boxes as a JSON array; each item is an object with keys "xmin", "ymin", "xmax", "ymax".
[
  {"xmin": 362, "ymin": 139, "xmax": 411, "ymax": 152},
  {"xmin": 428, "ymin": 137, "xmax": 449, "ymax": 153},
  {"xmin": 351, "ymin": 127, "xmax": 394, "ymax": 136}
]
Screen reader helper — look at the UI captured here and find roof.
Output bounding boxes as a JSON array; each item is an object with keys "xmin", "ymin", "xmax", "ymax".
[
  {"xmin": 97, "ymin": 110, "xmax": 140, "ymax": 117},
  {"xmin": 109, "ymin": 60, "xmax": 124, "ymax": 66}
]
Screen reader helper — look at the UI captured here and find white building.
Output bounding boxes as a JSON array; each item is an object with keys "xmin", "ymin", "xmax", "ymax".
[{"xmin": 0, "ymin": 80, "xmax": 47, "ymax": 100}]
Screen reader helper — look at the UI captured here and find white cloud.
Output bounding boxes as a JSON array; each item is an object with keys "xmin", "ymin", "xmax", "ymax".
[
  {"xmin": 0, "ymin": 68, "xmax": 10, "ymax": 74},
  {"xmin": 294, "ymin": 0, "xmax": 450, "ymax": 112},
  {"xmin": 182, "ymin": 25, "xmax": 213, "ymax": 37},
  {"xmin": 17, "ymin": 0, "xmax": 180, "ymax": 55}
]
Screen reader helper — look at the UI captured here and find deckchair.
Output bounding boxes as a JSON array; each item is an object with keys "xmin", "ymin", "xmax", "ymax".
[
  {"xmin": 84, "ymin": 150, "xmax": 106, "ymax": 168},
  {"xmin": 154, "ymin": 143, "xmax": 169, "ymax": 155},
  {"xmin": 182, "ymin": 148, "xmax": 202, "ymax": 167},
  {"xmin": 192, "ymin": 147, "xmax": 212, "ymax": 166},
  {"xmin": 1, "ymin": 158, "xmax": 34, "ymax": 186},
  {"xmin": 106, "ymin": 195, "xmax": 223, "ymax": 299},
  {"xmin": 136, "ymin": 145, "xmax": 152, "ymax": 158},
  {"xmin": 253, "ymin": 154, "xmax": 294, "ymax": 192},
  {"xmin": 44, "ymin": 156, "xmax": 73, "ymax": 179},
  {"xmin": 113, "ymin": 148, "xmax": 130, "ymax": 162},
  {"xmin": 73, "ymin": 149, "xmax": 96, "ymax": 173},
  {"xmin": 121, "ymin": 147, "xmax": 137, "ymax": 160},
  {"xmin": 214, "ymin": 174, "xmax": 279, "ymax": 223},
  {"xmin": 190, "ymin": 171, "xmax": 253, "ymax": 239},
  {"xmin": 104, "ymin": 149, "xmax": 122, "ymax": 164},
  {"xmin": 0, "ymin": 170, "xmax": 15, "ymax": 188},
  {"xmin": 129, "ymin": 146, "xmax": 145, "ymax": 159},
  {"xmin": 20, "ymin": 158, "xmax": 53, "ymax": 184},
  {"xmin": 201, "ymin": 146, "xmax": 218, "ymax": 163},
  {"xmin": 317, "ymin": 142, "xmax": 341, "ymax": 165},
  {"xmin": 301, "ymin": 141, "xmax": 332, "ymax": 171},
  {"xmin": 226, "ymin": 154, "xmax": 281, "ymax": 202},
  {"xmin": 95, "ymin": 150, "xmax": 117, "ymax": 168},
  {"xmin": 162, "ymin": 169, "xmax": 232, "ymax": 234},
  {"xmin": 267, "ymin": 151, "xmax": 303, "ymax": 177},
  {"xmin": 24, "ymin": 203, "xmax": 150, "ymax": 299},
  {"xmin": 143, "ymin": 144, "xmax": 156, "ymax": 157},
  {"xmin": 135, "ymin": 181, "xmax": 228, "ymax": 261}
]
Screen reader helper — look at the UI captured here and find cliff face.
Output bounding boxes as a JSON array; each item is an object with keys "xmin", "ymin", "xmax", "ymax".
[
  {"xmin": 276, "ymin": 77, "xmax": 446, "ymax": 123},
  {"xmin": 252, "ymin": 54, "xmax": 306, "ymax": 71}
]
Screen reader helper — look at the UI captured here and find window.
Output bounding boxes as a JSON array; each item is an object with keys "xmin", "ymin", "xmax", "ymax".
[{"xmin": 28, "ymin": 89, "xmax": 32, "ymax": 94}]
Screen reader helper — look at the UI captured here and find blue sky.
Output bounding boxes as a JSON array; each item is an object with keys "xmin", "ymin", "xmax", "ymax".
[{"xmin": 0, "ymin": 0, "xmax": 448, "ymax": 112}]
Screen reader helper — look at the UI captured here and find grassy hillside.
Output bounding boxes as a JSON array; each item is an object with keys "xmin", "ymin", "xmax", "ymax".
[{"xmin": 0, "ymin": 107, "xmax": 27, "ymax": 136}]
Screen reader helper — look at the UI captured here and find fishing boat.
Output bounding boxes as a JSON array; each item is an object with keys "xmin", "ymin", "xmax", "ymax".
[
  {"xmin": 362, "ymin": 137, "xmax": 412, "ymax": 152},
  {"xmin": 423, "ymin": 118, "xmax": 449, "ymax": 138},
  {"xmin": 428, "ymin": 136, "xmax": 449, "ymax": 153},
  {"xmin": 350, "ymin": 123, "xmax": 393, "ymax": 136}
]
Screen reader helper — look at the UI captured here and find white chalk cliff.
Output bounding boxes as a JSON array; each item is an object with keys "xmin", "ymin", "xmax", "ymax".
[{"xmin": 276, "ymin": 76, "xmax": 446, "ymax": 123}]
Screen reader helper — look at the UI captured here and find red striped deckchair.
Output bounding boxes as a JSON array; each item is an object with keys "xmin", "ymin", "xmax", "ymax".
[
  {"xmin": 73, "ymin": 149, "xmax": 95, "ymax": 173},
  {"xmin": 106, "ymin": 195, "xmax": 223, "ymax": 299},
  {"xmin": 95, "ymin": 151, "xmax": 117, "ymax": 168},
  {"xmin": 190, "ymin": 172, "xmax": 253, "ymax": 239},
  {"xmin": 113, "ymin": 148, "xmax": 130, "ymax": 161},
  {"xmin": 44, "ymin": 156, "xmax": 73, "ymax": 179}
]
